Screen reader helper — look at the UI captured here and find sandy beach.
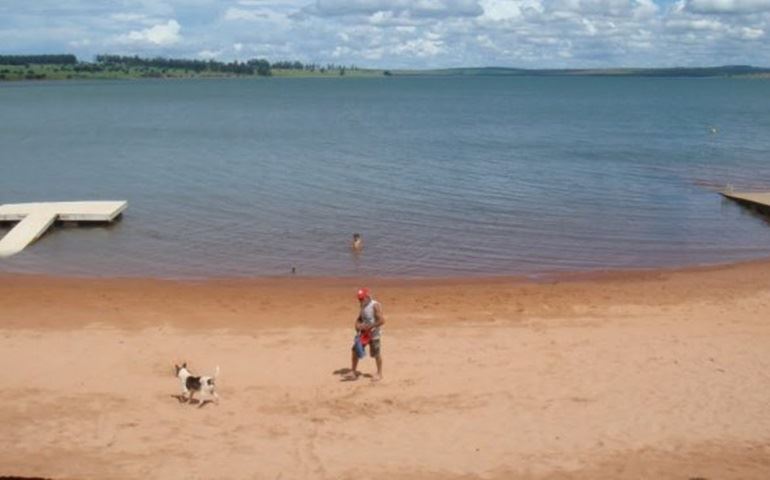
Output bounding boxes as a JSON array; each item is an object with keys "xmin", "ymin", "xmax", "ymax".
[{"xmin": 2, "ymin": 261, "xmax": 770, "ymax": 479}]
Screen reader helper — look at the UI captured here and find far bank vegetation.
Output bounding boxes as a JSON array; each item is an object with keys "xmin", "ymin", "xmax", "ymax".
[
  {"xmin": 0, "ymin": 54, "xmax": 381, "ymax": 81},
  {"xmin": 2, "ymin": 54, "xmax": 768, "ymax": 82}
]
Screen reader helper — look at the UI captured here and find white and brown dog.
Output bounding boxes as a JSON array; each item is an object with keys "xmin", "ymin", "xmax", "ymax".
[{"xmin": 174, "ymin": 362, "xmax": 220, "ymax": 407}]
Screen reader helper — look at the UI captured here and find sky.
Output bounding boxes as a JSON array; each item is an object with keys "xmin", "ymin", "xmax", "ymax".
[{"xmin": 0, "ymin": 0, "xmax": 768, "ymax": 68}]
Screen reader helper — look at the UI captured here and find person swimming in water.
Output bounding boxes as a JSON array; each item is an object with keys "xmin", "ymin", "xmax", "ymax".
[{"xmin": 351, "ymin": 233, "xmax": 363, "ymax": 252}]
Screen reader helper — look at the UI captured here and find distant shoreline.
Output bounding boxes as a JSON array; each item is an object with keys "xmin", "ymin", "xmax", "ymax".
[
  {"xmin": 0, "ymin": 65, "xmax": 386, "ymax": 82},
  {"xmin": 390, "ymin": 65, "xmax": 770, "ymax": 78},
  {"xmin": 1, "ymin": 61, "xmax": 769, "ymax": 82}
]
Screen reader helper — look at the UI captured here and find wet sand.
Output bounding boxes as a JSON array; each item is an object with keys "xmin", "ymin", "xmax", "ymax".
[{"xmin": 1, "ymin": 261, "xmax": 770, "ymax": 479}]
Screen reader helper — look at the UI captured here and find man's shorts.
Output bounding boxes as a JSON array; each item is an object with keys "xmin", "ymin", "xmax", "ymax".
[{"xmin": 352, "ymin": 338, "xmax": 381, "ymax": 357}]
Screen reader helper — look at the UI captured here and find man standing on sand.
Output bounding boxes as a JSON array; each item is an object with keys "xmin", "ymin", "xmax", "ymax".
[{"xmin": 350, "ymin": 287, "xmax": 385, "ymax": 381}]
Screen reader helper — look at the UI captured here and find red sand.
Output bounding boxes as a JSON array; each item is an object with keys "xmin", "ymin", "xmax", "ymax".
[{"xmin": 1, "ymin": 261, "xmax": 770, "ymax": 479}]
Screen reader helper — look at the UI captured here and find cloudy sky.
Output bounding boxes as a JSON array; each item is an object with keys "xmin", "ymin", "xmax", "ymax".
[{"xmin": 0, "ymin": 0, "xmax": 768, "ymax": 68}]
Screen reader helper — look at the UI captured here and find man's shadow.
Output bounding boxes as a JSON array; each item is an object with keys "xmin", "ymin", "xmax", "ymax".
[{"xmin": 333, "ymin": 368, "xmax": 372, "ymax": 382}]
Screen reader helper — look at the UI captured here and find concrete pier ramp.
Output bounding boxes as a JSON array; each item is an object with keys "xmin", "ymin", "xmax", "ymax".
[
  {"xmin": 720, "ymin": 191, "xmax": 770, "ymax": 216},
  {"xmin": 0, "ymin": 201, "xmax": 127, "ymax": 257}
]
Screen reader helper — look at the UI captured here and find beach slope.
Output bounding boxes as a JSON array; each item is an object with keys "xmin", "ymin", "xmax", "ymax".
[{"xmin": 1, "ymin": 263, "xmax": 770, "ymax": 479}]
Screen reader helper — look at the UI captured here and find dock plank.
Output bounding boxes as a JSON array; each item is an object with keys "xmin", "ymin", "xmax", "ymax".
[
  {"xmin": 721, "ymin": 192, "xmax": 770, "ymax": 211},
  {"xmin": 0, "ymin": 201, "xmax": 127, "ymax": 257},
  {"xmin": 0, "ymin": 212, "xmax": 57, "ymax": 257},
  {"xmin": 720, "ymin": 192, "xmax": 770, "ymax": 207},
  {"xmin": 0, "ymin": 201, "xmax": 127, "ymax": 221}
]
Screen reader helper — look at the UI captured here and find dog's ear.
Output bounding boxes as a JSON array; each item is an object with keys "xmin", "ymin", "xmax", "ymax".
[{"xmin": 182, "ymin": 362, "xmax": 187, "ymax": 369}]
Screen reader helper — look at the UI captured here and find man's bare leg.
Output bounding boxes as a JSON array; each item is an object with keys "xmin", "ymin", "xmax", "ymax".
[
  {"xmin": 349, "ymin": 349, "xmax": 360, "ymax": 379},
  {"xmin": 373, "ymin": 354, "xmax": 383, "ymax": 381}
]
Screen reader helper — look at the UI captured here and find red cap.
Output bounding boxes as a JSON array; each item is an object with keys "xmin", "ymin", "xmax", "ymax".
[{"xmin": 356, "ymin": 287, "xmax": 370, "ymax": 300}]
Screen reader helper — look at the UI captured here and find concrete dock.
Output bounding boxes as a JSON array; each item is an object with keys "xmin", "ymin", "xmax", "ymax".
[
  {"xmin": 0, "ymin": 201, "xmax": 127, "ymax": 257},
  {"xmin": 720, "ymin": 191, "xmax": 770, "ymax": 216}
]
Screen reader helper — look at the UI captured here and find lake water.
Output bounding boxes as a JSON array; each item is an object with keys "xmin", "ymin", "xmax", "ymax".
[{"xmin": 1, "ymin": 76, "xmax": 770, "ymax": 278}]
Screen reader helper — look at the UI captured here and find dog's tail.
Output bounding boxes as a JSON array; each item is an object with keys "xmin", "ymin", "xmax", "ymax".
[{"xmin": 213, "ymin": 365, "xmax": 220, "ymax": 378}]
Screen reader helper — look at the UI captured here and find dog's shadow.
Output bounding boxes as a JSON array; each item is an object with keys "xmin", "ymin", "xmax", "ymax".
[
  {"xmin": 171, "ymin": 394, "xmax": 188, "ymax": 404},
  {"xmin": 169, "ymin": 394, "xmax": 215, "ymax": 408},
  {"xmin": 333, "ymin": 367, "xmax": 372, "ymax": 382}
]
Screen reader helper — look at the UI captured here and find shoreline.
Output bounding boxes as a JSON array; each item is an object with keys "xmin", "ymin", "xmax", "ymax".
[
  {"xmin": 2, "ymin": 256, "xmax": 770, "ymax": 332},
  {"xmin": 4, "ymin": 253, "xmax": 770, "ymax": 282}
]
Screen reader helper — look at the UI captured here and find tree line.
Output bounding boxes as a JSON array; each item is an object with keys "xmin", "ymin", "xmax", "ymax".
[
  {"xmin": 0, "ymin": 54, "xmax": 77, "ymax": 65},
  {"xmin": 96, "ymin": 56, "xmax": 358, "ymax": 76},
  {"xmin": 0, "ymin": 54, "xmax": 365, "ymax": 79},
  {"xmin": 271, "ymin": 60, "xmax": 359, "ymax": 73},
  {"xmin": 96, "ymin": 55, "xmax": 270, "ymax": 76}
]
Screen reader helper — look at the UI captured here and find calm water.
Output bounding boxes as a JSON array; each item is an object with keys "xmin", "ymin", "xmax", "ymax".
[{"xmin": 2, "ymin": 76, "xmax": 770, "ymax": 278}]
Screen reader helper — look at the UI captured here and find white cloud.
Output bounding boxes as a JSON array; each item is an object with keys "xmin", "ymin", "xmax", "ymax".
[
  {"xmin": 300, "ymin": 0, "xmax": 484, "ymax": 18},
  {"xmin": 582, "ymin": 18, "xmax": 598, "ymax": 34},
  {"xmin": 666, "ymin": 17, "xmax": 725, "ymax": 31},
  {"xmin": 119, "ymin": 19, "xmax": 182, "ymax": 46},
  {"xmin": 68, "ymin": 38, "xmax": 91, "ymax": 48},
  {"xmin": 739, "ymin": 26, "xmax": 764, "ymax": 38},
  {"xmin": 633, "ymin": 0, "xmax": 658, "ymax": 18},
  {"xmin": 686, "ymin": 0, "xmax": 770, "ymax": 13},
  {"xmin": 331, "ymin": 45, "xmax": 352, "ymax": 57},
  {"xmin": 392, "ymin": 36, "xmax": 445, "ymax": 57},
  {"xmin": 547, "ymin": 0, "xmax": 650, "ymax": 17},
  {"xmin": 368, "ymin": 11, "xmax": 395, "ymax": 24},
  {"xmin": 224, "ymin": 7, "xmax": 267, "ymax": 20},
  {"xmin": 476, "ymin": 33, "xmax": 497, "ymax": 48},
  {"xmin": 480, "ymin": 0, "xmax": 523, "ymax": 20},
  {"xmin": 109, "ymin": 13, "xmax": 154, "ymax": 24},
  {"xmin": 361, "ymin": 47, "xmax": 385, "ymax": 59},
  {"xmin": 198, "ymin": 48, "xmax": 222, "ymax": 59}
]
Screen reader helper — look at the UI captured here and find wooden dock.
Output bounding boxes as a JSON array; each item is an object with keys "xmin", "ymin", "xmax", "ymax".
[
  {"xmin": 0, "ymin": 201, "xmax": 127, "ymax": 257},
  {"xmin": 720, "ymin": 191, "xmax": 770, "ymax": 215}
]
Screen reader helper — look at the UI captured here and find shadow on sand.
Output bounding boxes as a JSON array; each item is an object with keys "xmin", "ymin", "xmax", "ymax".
[
  {"xmin": 332, "ymin": 368, "xmax": 372, "ymax": 382},
  {"xmin": 169, "ymin": 394, "xmax": 215, "ymax": 408}
]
